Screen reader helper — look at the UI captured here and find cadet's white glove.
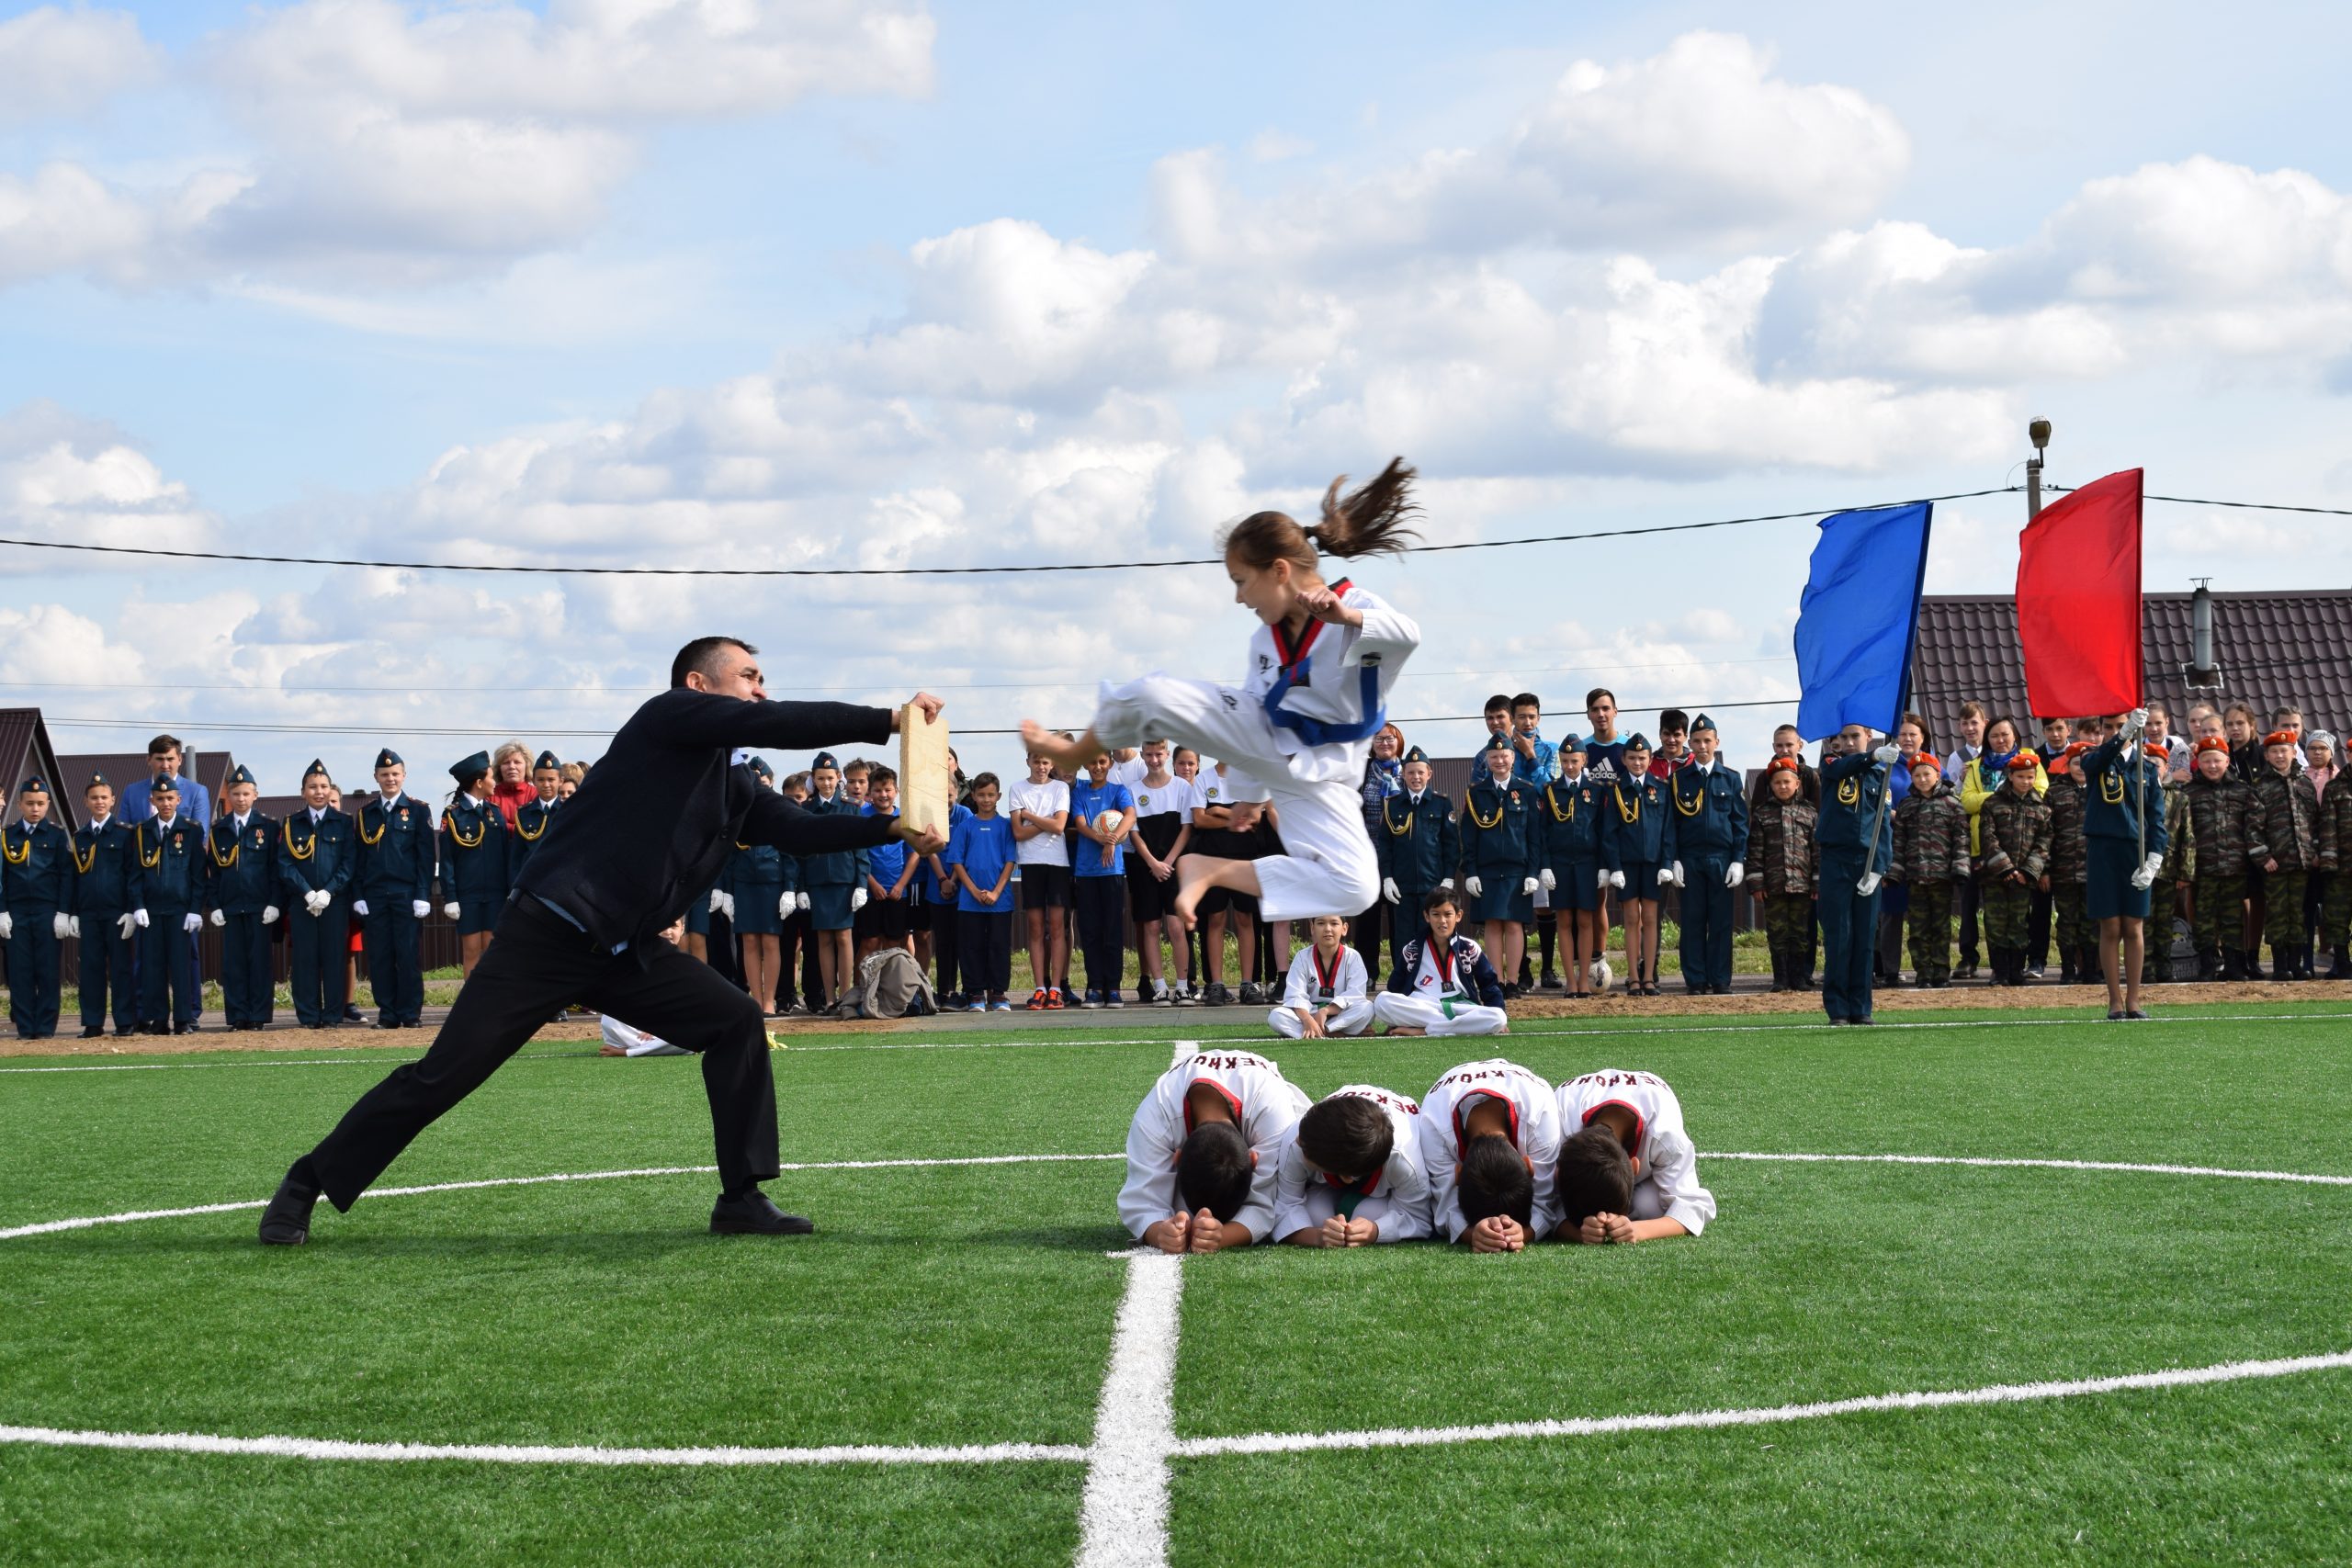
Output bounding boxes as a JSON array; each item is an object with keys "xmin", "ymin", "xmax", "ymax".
[
  {"xmin": 709, "ymin": 888, "xmax": 727, "ymax": 914},
  {"xmin": 1464, "ymin": 876, "xmax": 1483, "ymax": 898},
  {"xmin": 1725, "ymin": 862, "xmax": 1745, "ymax": 888},
  {"xmin": 209, "ymin": 908, "xmax": 226, "ymax": 927},
  {"xmin": 1657, "ymin": 866, "xmax": 1675, "ymax": 886},
  {"xmin": 66, "ymin": 915, "xmax": 80, "ymax": 939},
  {"xmin": 117, "ymin": 913, "xmax": 137, "ymax": 941},
  {"xmin": 1382, "ymin": 876, "xmax": 1401, "ymax": 906},
  {"xmin": 0, "ymin": 913, "xmax": 10, "ymax": 941},
  {"xmin": 1609, "ymin": 870, "xmax": 1626, "ymax": 890},
  {"xmin": 352, "ymin": 899, "xmax": 369, "ymax": 918},
  {"xmin": 133, "ymin": 908, "xmax": 151, "ymax": 930},
  {"xmin": 780, "ymin": 892, "xmax": 794, "ymax": 919},
  {"xmin": 411, "ymin": 900, "xmax": 430, "ymax": 919},
  {"xmin": 1872, "ymin": 745, "xmax": 1901, "ymax": 765},
  {"xmin": 716, "ymin": 891, "xmax": 736, "ymax": 920},
  {"xmin": 1671, "ymin": 861, "xmax": 1687, "ymax": 887},
  {"xmin": 305, "ymin": 890, "xmax": 330, "ymax": 915},
  {"xmin": 2131, "ymin": 851, "xmax": 2164, "ymax": 889},
  {"xmin": 262, "ymin": 905, "xmax": 279, "ymax": 925},
  {"xmin": 182, "ymin": 912, "xmax": 204, "ymax": 934},
  {"xmin": 1438, "ymin": 878, "xmax": 1454, "ymax": 892},
  {"xmin": 2125, "ymin": 706, "xmax": 2149, "ymax": 734},
  {"xmin": 1521, "ymin": 876, "xmax": 1539, "ymax": 896},
  {"xmin": 797, "ymin": 890, "xmax": 810, "ymax": 912},
  {"xmin": 1539, "ymin": 868, "xmax": 1555, "ymax": 892},
  {"xmin": 1598, "ymin": 867, "xmax": 1611, "ymax": 891},
  {"xmin": 443, "ymin": 902, "xmax": 460, "ymax": 920},
  {"xmin": 1856, "ymin": 871, "xmax": 1882, "ymax": 897},
  {"xmin": 851, "ymin": 886, "xmax": 870, "ymax": 912},
  {"xmin": 53, "ymin": 911, "xmax": 72, "ymax": 940}
]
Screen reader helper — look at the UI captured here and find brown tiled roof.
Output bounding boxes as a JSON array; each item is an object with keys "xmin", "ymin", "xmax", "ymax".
[
  {"xmin": 1913, "ymin": 590, "xmax": 2352, "ymax": 751},
  {"xmin": 0, "ymin": 710, "xmax": 70, "ymax": 829}
]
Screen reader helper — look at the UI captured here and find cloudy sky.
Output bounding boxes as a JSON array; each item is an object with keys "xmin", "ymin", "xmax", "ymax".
[{"xmin": 4, "ymin": 0, "xmax": 2348, "ymax": 792}]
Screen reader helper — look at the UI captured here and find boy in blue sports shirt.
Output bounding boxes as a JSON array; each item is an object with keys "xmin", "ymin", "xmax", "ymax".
[
  {"xmin": 1069, "ymin": 751, "xmax": 1136, "ymax": 1008},
  {"xmin": 858, "ymin": 765, "xmax": 916, "ymax": 960},
  {"xmin": 945, "ymin": 773, "xmax": 1018, "ymax": 1010}
]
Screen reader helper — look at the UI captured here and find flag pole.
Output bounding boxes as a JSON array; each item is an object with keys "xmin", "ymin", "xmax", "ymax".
[{"xmin": 1859, "ymin": 507, "xmax": 1934, "ymax": 895}]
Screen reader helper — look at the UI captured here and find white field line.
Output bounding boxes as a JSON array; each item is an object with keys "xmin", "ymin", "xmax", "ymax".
[
  {"xmin": 1172, "ymin": 1348, "xmax": 2352, "ymax": 1459},
  {"xmin": 1074, "ymin": 1253, "xmax": 1184, "ymax": 1568},
  {"xmin": 0, "ymin": 1154, "xmax": 1122, "ymax": 1241},
  {"xmin": 1708, "ymin": 1151, "xmax": 2352, "ymax": 1186},
  {"xmin": 10, "ymin": 1010, "xmax": 2352, "ymax": 1072},
  {"xmin": 6, "ymin": 1346, "xmax": 2346, "ymax": 1473}
]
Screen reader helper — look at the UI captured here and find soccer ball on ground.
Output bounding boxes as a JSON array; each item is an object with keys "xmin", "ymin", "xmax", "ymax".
[{"xmin": 1589, "ymin": 957, "xmax": 1614, "ymax": 994}]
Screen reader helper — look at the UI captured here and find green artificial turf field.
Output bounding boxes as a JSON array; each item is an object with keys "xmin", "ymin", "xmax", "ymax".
[{"xmin": 4, "ymin": 1003, "xmax": 2350, "ymax": 1565}]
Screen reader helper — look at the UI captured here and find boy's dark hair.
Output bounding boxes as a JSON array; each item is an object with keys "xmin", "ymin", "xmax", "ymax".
[
  {"xmin": 1658, "ymin": 708, "xmax": 1689, "ymax": 734},
  {"xmin": 1773, "ymin": 722, "xmax": 1801, "ymax": 739},
  {"xmin": 1484, "ymin": 694, "xmax": 1511, "ymax": 717},
  {"xmin": 968, "ymin": 771, "xmax": 1001, "ymax": 795},
  {"xmin": 1511, "ymin": 693, "xmax": 1541, "ymax": 713},
  {"xmin": 1585, "ymin": 687, "xmax": 1615, "ymax": 709},
  {"xmin": 1296, "ymin": 1096, "xmax": 1393, "ymax": 1180},
  {"xmin": 1422, "ymin": 886, "xmax": 1461, "ymax": 914},
  {"xmin": 1456, "ymin": 1133, "xmax": 1532, "ymax": 1229},
  {"xmin": 844, "ymin": 758, "xmax": 872, "ymax": 777},
  {"xmin": 780, "ymin": 771, "xmax": 811, "ymax": 795},
  {"xmin": 1555, "ymin": 1123, "xmax": 1635, "ymax": 1230},
  {"xmin": 1176, "ymin": 1122, "xmax": 1253, "ymax": 1222},
  {"xmin": 865, "ymin": 765, "xmax": 898, "ymax": 790},
  {"xmin": 669, "ymin": 636, "xmax": 756, "ymax": 690}
]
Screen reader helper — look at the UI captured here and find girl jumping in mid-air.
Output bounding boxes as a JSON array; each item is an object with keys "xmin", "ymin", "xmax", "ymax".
[{"xmin": 1022, "ymin": 459, "xmax": 1423, "ymax": 931}]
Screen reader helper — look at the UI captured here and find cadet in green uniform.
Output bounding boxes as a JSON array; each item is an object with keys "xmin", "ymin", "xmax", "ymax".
[
  {"xmin": 1534, "ymin": 748, "xmax": 1602, "ymax": 998},
  {"xmin": 129, "ymin": 775, "xmax": 208, "ymax": 1032},
  {"xmin": 1748, "ymin": 758, "xmax": 1818, "ymax": 991},
  {"xmin": 2043, "ymin": 739, "xmax": 2093, "ymax": 983},
  {"xmin": 2078, "ymin": 711, "xmax": 2170, "ymax": 1019},
  {"xmin": 1977, "ymin": 753, "xmax": 2053, "ymax": 987},
  {"xmin": 1459, "ymin": 734, "xmax": 1541, "ymax": 998},
  {"xmin": 1659, "ymin": 714, "xmax": 1747, "ymax": 995},
  {"xmin": 354, "ymin": 749, "xmax": 435, "ymax": 1028},
  {"xmin": 2319, "ymin": 747, "xmax": 2352, "ymax": 980},
  {"xmin": 1889, "ymin": 752, "xmax": 1970, "ymax": 988},
  {"xmin": 278, "ymin": 761, "xmax": 356, "ymax": 1029},
  {"xmin": 3, "ymin": 776, "xmax": 73, "ymax": 1039},
  {"xmin": 2163, "ymin": 738, "xmax": 2256, "ymax": 979},
  {"xmin": 205, "ymin": 764, "xmax": 281, "ymax": 1031},
  {"xmin": 2248, "ymin": 728, "xmax": 2322, "ymax": 981},
  {"xmin": 439, "ymin": 750, "xmax": 513, "ymax": 978},
  {"xmin": 69, "ymin": 773, "xmax": 139, "ymax": 1037},
  {"xmin": 1372, "ymin": 745, "xmax": 1457, "ymax": 984},
  {"xmin": 1815, "ymin": 728, "xmax": 1898, "ymax": 1022}
]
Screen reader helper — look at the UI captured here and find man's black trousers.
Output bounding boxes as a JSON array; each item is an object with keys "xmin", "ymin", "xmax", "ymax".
[{"xmin": 297, "ymin": 900, "xmax": 777, "ymax": 1213}]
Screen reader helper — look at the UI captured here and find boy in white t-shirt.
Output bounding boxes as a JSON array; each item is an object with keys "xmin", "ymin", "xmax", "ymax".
[
  {"xmin": 1554, "ymin": 1068, "xmax": 1716, "ymax": 1245},
  {"xmin": 1269, "ymin": 914, "xmax": 1374, "ymax": 1038},
  {"xmin": 1120, "ymin": 1047, "xmax": 1311, "ymax": 1253},
  {"xmin": 1272, "ymin": 1084, "xmax": 1431, "ymax": 1246},
  {"xmin": 1006, "ymin": 750, "xmax": 1072, "ymax": 1010},
  {"xmin": 1125, "ymin": 739, "xmax": 1198, "ymax": 1005},
  {"xmin": 1416, "ymin": 1057, "xmax": 1563, "ymax": 1252}
]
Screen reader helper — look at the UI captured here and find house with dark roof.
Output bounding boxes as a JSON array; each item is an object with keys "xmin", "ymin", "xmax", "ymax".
[
  {"xmin": 1912, "ymin": 589, "xmax": 2352, "ymax": 750},
  {"xmin": 0, "ymin": 709, "xmax": 72, "ymax": 829},
  {"xmin": 55, "ymin": 747, "xmax": 240, "ymax": 822}
]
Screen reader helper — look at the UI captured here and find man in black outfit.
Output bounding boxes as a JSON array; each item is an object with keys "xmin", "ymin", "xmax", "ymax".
[{"xmin": 259, "ymin": 636, "xmax": 946, "ymax": 1245}]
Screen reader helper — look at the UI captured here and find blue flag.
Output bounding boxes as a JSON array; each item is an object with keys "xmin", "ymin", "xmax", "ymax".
[{"xmin": 1793, "ymin": 502, "xmax": 1933, "ymax": 743}]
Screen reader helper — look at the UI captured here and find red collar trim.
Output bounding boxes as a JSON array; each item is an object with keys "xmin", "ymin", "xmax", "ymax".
[
  {"xmin": 1182, "ymin": 1079, "xmax": 1246, "ymax": 1135},
  {"xmin": 1453, "ymin": 1091, "xmax": 1521, "ymax": 1158},
  {"xmin": 1271, "ymin": 578, "xmax": 1351, "ymax": 670},
  {"xmin": 1312, "ymin": 945, "xmax": 1346, "ymax": 991},
  {"xmin": 1581, "ymin": 1099, "xmax": 1646, "ymax": 1154}
]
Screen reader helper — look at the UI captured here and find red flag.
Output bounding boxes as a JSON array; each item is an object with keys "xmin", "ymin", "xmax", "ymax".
[{"xmin": 2016, "ymin": 468, "xmax": 2143, "ymax": 716}]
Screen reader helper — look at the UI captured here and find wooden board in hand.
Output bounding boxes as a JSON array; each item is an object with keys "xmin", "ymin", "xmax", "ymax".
[{"xmin": 898, "ymin": 703, "xmax": 955, "ymax": 839}]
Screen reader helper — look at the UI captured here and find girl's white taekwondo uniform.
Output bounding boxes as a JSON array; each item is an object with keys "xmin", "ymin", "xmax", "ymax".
[
  {"xmin": 1118, "ymin": 1047, "xmax": 1312, "ymax": 1244},
  {"xmin": 1091, "ymin": 579, "xmax": 1419, "ymax": 921},
  {"xmin": 1415, "ymin": 1059, "xmax": 1564, "ymax": 1242},
  {"xmin": 1268, "ymin": 942, "xmax": 1374, "ymax": 1038},
  {"xmin": 1271, "ymin": 1084, "xmax": 1432, "ymax": 1242},
  {"xmin": 1555, "ymin": 1068, "xmax": 1717, "ymax": 1235}
]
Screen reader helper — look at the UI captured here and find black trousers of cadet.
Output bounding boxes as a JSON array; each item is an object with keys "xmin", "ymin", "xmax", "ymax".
[
  {"xmin": 79, "ymin": 908, "xmax": 136, "ymax": 1032},
  {"xmin": 930, "ymin": 897, "xmax": 964, "ymax": 996},
  {"xmin": 297, "ymin": 900, "xmax": 777, "ymax": 1213},
  {"xmin": 957, "ymin": 909, "xmax": 1014, "ymax": 996},
  {"xmin": 1074, "ymin": 874, "xmax": 1127, "ymax": 998},
  {"xmin": 364, "ymin": 903, "xmax": 425, "ymax": 1024},
  {"xmin": 138, "ymin": 912, "xmax": 202, "ymax": 1028},
  {"xmin": 288, "ymin": 902, "xmax": 351, "ymax": 1026},
  {"xmin": 220, "ymin": 911, "xmax": 275, "ymax": 1026},
  {"xmin": 7, "ymin": 908, "xmax": 62, "ymax": 1037}
]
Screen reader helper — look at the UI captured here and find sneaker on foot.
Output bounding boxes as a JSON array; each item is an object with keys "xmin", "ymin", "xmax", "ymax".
[
  {"xmin": 1026, "ymin": 987, "xmax": 1050, "ymax": 1010},
  {"xmin": 1107, "ymin": 990, "xmax": 1125, "ymax": 1009},
  {"xmin": 989, "ymin": 998, "xmax": 1012, "ymax": 1012}
]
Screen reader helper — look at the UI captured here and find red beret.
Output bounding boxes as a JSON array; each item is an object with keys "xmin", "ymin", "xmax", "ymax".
[
  {"xmin": 1766, "ymin": 756, "xmax": 1801, "ymax": 773},
  {"xmin": 2006, "ymin": 752, "xmax": 2040, "ymax": 773},
  {"xmin": 2196, "ymin": 736, "xmax": 2232, "ymax": 756},
  {"xmin": 2264, "ymin": 730, "xmax": 2299, "ymax": 748}
]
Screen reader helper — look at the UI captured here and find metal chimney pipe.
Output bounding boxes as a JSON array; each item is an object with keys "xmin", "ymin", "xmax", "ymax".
[{"xmin": 2186, "ymin": 580, "xmax": 2222, "ymax": 688}]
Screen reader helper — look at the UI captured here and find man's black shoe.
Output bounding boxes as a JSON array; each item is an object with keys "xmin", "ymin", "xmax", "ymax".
[
  {"xmin": 710, "ymin": 1191, "xmax": 814, "ymax": 1235},
  {"xmin": 258, "ymin": 1173, "xmax": 319, "ymax": 1246}
]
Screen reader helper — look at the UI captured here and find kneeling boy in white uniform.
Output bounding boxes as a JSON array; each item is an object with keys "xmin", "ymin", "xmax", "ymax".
[
  {"xmin": 1270, "ymin": 914, "xmax": 1374, "ymax": 1038},
  {"xmin": 1272, "ymin": 1084, "xmax": 1431, "ymax": 1247},
  {"xmin": 1373, "ymin": 887, "xmax": 1509, "ymax": 1036},
  {"xmin": 1120, "ymin": 1047, "xmax": 1311, "ymax": 1255},
  {"xmin": 1416, "ymin": 1058, "xmax": 1562, "ymax": 1252},
  {"xmin": 1555, "ymin": 1068, "xmax": 1716, "ymax": 1245}
]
